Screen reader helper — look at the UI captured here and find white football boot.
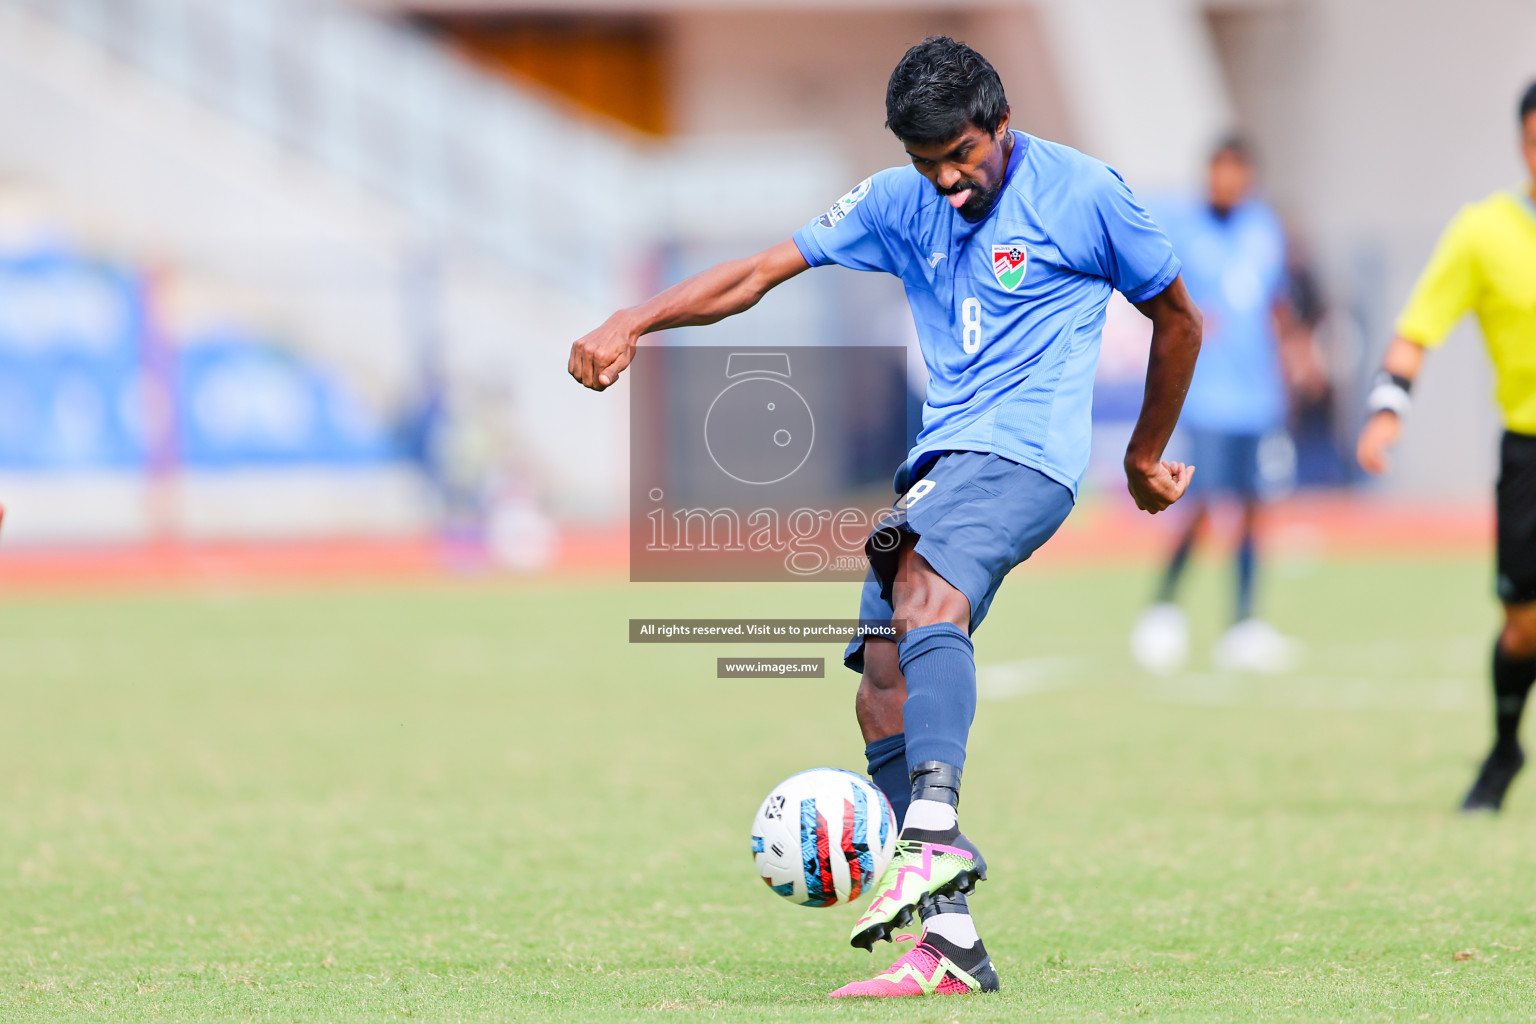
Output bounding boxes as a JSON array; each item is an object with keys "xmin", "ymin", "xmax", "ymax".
[
  {"xmin": 1130, "ymin": 603, "xmax": 1189, "ymax": 675},
  {"xmin": 1212, "ymin": 618, "xmax": 1298, "ymax": 674}
]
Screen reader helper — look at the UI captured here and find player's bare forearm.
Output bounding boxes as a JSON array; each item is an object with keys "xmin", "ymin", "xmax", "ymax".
[
  {"xmin": 1123, "ymin": 276, "xmax": 1202, "ymax": 513},
  {"xmin": 567, "ymin": 240, "xmax": 810, "ymax": 391},
  {"xmin": 1378, "ymin": 335, "xmax": 1426, "ymax": 381},
  {"xmin": 633, "ymin": 241, "xmax": 811, "ymax": 334},
  {"xmin": 1356, "ymin": 335, "xmax": 1427, "ymax": 474}
]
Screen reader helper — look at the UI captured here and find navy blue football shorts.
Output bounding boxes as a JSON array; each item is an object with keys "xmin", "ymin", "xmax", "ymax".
[
  {"xmin": 1185, "ymin": 429, "xmax": 1265, "ymax": 499},
  {"xmin": 843, "ymin": 450, "xmax": 1074, "ymax": 674}
]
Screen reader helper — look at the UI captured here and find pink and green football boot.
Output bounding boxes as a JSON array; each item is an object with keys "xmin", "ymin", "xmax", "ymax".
[
  {"xmin": 830, "ymin": 934, "xmax": 1000, "ymax": 998},
  {"xmin": 848, "ymin": 832, "xmax": 986, "ymax": 950}
]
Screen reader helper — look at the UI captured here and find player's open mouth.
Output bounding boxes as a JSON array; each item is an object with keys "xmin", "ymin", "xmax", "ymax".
[{"xmin": 945, "ymin": 189, "xmax": 973, "ymax": 209}]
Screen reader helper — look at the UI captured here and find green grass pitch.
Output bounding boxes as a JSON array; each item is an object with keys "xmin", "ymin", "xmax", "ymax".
[{"xmin": 5, "ymin": 555, "xmax": 1536, "ymax": 1021}]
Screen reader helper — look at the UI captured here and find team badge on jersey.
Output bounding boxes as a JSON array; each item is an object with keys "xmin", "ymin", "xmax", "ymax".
[
  {"xmin": 992, "ymin": 244, "xmax": 1028, "ymax": 291},
  {"xmin": 818, "ymin": 178, "xmax": 872, "ymax": 228}
]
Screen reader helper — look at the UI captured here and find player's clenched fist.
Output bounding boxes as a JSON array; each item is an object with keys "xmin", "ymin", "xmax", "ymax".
[
  {"xmin": 1124, "ymin": 457, "xmax": 1194, "ymax": 514},
  {"xmin": 568, "ymin": 316, "xmax": 637, "ymax": 391}
]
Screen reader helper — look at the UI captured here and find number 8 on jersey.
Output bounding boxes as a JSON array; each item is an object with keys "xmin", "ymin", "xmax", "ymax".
[{"xmin": 961, "ymin": 297, "xmax": 982, "ymax": 354}]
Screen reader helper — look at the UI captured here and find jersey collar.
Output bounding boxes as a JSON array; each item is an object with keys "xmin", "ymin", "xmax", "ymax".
[{"xmin": 997, "ymin": 130, "xmax": 1029, "ymax": 205}]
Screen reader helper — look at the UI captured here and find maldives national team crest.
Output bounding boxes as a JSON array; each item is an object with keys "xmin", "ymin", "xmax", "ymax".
[{"xmin": 992, "ymin": 244, "xmax": 1028, "ymax": 291}]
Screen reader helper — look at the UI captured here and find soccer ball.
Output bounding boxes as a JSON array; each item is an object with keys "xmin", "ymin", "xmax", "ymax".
[{"xmin": 750, "ymin": 767, "xmax": 897, "ymax": 907}]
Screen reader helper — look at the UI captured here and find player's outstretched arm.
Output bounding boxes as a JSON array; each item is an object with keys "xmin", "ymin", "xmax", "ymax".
[
  {"xmin": 567, "ymin": 240, "xmax": 811, "ymax": 391},
  {"xmin": 1356, "ymin": 336, "xmax": 1426, "ymax": 475},
  {"xmin": 1125, "ymin": 276, "xmax": 1203, "ymax": 514}
]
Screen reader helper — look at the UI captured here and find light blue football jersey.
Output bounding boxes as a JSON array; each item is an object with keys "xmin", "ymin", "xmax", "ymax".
[
  {"xmin": 793, "ymin": 130, "xmax": 1180, "ymax": 497},
  {"xmin": 1150, "ymin": 196, "xmax": 1288, "ymax": 435}
]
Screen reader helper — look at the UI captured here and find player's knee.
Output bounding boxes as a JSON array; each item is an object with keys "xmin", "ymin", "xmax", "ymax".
[
  {"xmin": 1500, "ymin": 612, "xmax": 1536, "ymax": 658},
  {"xmin": 890, "ymin": 589, "xmax": 969, "ymax": 638},
  {"xmin": 860, "ymin": 639, "xmax": 903, "ymax": 693},
  {"xmin": 890, "ymin": 574, "xmax": 971, "ymax": 635}
]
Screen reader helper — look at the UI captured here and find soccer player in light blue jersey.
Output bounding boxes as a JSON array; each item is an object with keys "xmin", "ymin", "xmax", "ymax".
[
  {"xmin": 570, "ymin": 37, "xmax": 1202, "ymax": 998},
  {"xmin": 1131, "ymin": 138, "xmax": 1306, "ymax": 675}
]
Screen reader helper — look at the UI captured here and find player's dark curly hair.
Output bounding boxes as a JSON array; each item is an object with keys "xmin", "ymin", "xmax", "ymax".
[
  {"xmin": 1521, "ymin": 80, "xmax": 1536, "ymax": 123},
  {"xmin": 885, "ymin": 37, "xmax": 1009, "ymax": 145},
  {"xmin": 1210, "ymin": 133, "xmax": 1255, "ymax": 163}
]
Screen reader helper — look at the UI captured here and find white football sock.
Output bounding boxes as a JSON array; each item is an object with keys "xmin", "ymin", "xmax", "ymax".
[
  {"xmin": 923, "ymin": 911, "xmax": 979, "ymax": 948},
  {"xmin": 903, "ymin": 798, "xmax": 957, "ymax": 833}
]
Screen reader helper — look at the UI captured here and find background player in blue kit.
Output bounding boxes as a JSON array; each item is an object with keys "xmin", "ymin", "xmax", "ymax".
[
  {"xmin": 1131, "ymin": 138, "xmax": 1309, "ymax": 674},
  {"xmin": 569, "ymin": 37, "xmax": 1202, "ymax": 998}
]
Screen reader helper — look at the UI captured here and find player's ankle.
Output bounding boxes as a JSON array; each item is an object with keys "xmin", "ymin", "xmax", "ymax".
[
  {"xmin": 921, "ymin": 894, "xmax": 977, "ymax": 936},
  {"xmin": 918, "ymin": 892, "xmax": 985, "ymax": 969},
  {"xmin": 903, "ymin": 798, "xmax": 957, "ymax": 834},
  {"xmin": 920, "ymin": 927, "xmax": 988, "ymax": 972},
  {"xmin": 903, "ymin": 761, "xmax": 962, "ymax": 840}
]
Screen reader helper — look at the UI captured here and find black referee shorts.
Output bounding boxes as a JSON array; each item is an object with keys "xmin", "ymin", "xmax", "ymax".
[{"xmin": 1497, "ymin": 430, "xmax": 1536, "ymax": 604}]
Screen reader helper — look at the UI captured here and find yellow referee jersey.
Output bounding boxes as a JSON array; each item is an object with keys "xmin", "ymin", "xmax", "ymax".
[{"xmin": 1396, "ymin": 188, "xmax": 1536, "ymax": 432}]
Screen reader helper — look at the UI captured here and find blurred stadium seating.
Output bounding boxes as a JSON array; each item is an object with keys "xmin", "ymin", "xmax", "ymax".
[
  {"xmin": 0, "ymin": 0, "xmax": 847, "ymax": 555},
  {"xmin": 0, "ymin": 0, "xmax": 1530, "ymax": 574}
]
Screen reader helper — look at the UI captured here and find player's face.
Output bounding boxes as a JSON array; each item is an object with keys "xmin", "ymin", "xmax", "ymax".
[
  {"xmin": 903, "ymin": 114, "xmax": 1013, "ymax": 222},
  {"xmin": 1523, "ymin": 112, "xmax": 1536, "ymax": 186},
  {"xmin": 1207, "ymin": 151, "xmax": 1253, "ymax": 213}
]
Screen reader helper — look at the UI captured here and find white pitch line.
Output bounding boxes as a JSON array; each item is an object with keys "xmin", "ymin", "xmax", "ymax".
[
  {"xmin": 977, "ymin": 656, "xmax": 1085, "ymax": 701},
  {"xmin": 1141, "ymin": 673, "xmax": 1479, "ymax": 711}
]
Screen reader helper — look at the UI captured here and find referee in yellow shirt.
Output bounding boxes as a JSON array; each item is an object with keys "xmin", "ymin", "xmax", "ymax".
[{"xmin": 1359, "ymin": 81, "xmax": 1536, "ymax": 811}]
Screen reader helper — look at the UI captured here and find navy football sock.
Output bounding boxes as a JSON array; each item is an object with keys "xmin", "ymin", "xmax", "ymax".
[
  {"xmin": 864, "ymin": 733, "xmax": 911, "ymax": 830},
  {"xmin": 1236, "ymin": 527, "xmax": 1257, "ymax": 622},
  {"xmin": 1157, "ymin": 520, "xmax": 1199, "ymax": 603},
  {"xmin": 898, "ymin": 622, "xmax": 976, "ymax": 773}
]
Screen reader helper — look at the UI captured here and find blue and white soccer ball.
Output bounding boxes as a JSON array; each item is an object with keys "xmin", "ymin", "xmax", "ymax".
[{"xmin": 750, "ymin": 768, "xmax": 898, "ymax": 907}]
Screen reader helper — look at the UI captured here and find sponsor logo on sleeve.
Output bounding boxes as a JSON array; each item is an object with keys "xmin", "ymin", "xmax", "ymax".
[{"xmin": 818, "ymin": 178, "xmax": 873, "ymax": 228}]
